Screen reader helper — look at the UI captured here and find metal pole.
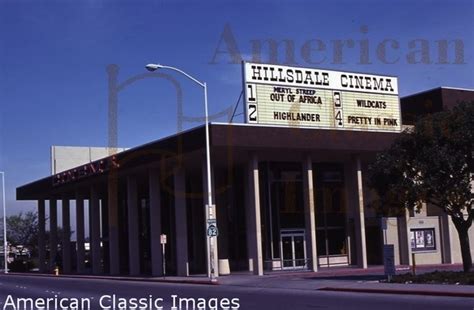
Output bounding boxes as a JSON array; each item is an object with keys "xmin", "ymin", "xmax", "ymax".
[
  {"xmin": 145, "ymin": 64, "xmax": 217, "ymax": 282},
  {"xmin": 204, "ymin": 83, "xmax": 212, "ymax": 213},
  {"xmin": 204, "ymin": 83, "xmax": 218, "ymax": 282},
  {"xmin": 162, "ymin": 243, "xmax": 166, "ymax": 279},
  {"xmin": 1, "ymin": 172, "xmax": 7, "ymax": 274}
]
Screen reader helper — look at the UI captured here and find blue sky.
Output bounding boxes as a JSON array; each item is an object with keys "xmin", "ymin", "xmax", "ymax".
[{"xmin": 0, "ymin": 0, "xmax": 473, "ymax": 218}]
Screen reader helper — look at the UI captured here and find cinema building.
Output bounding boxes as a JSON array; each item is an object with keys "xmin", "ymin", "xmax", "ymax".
[{"xmin": 16, "ymin": 62, "xmax": 474, "ymax": 277}]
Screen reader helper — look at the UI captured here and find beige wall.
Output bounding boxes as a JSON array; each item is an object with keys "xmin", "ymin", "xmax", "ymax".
[
  {"xmin": 51, "ymin": 146, "xmax": 127, "ymax": 174},
  {"xmin": 385, "ymin": 217, "xmax": 401, "ymax": 265},
  {"xmin": 427, "ymin": 203, "xmax": 474, "ymax": 265},
  {"xmin": 407, "ymin": 216, "xmax": 442, "ymax": 265},
  {"xmin": 447, "ymin": 217, "xmax": 474, "ymax": 264}
]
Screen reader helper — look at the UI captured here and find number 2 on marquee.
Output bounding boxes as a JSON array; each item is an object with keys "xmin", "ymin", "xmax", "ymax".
[{"xmin": 248, "ymin": 104, "xmax": 257, "ymax": 122}]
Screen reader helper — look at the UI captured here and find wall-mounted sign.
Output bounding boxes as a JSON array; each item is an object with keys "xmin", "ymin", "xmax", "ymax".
[
  {"xmin": 52, "ymin": 156, "xmax": 119, "ymax": 187},
  {"xmin": 410, "ymin": 228, "xmax": 436, "ymax": 252},
  {"xmin": 243, "ymin": 62, "xmax": 401, "ymax": 132}
]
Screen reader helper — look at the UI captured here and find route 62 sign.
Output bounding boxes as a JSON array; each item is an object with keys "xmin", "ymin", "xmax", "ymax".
[{"xmin": 207, "ymin": 219, "xmax": 219, "ymax": 237}]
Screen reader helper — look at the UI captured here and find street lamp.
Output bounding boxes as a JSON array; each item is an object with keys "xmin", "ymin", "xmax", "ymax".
[
  {"xmin": 0, "ymin": 172, "xmax": 7, "ymax": 274},
  {"xmin": 145, "ymin": 63, "xmax": 217, "ymax": 281}
]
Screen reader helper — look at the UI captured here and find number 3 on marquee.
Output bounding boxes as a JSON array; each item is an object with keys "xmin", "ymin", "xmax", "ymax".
[{"xmin": 333, "ymin": 91, "xmax": 344, "ymax": 128}]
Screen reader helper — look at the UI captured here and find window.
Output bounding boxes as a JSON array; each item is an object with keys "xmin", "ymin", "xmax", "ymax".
[{"xmin": 410, "ymin": 228, "xmax": 436, "ymax": 252}]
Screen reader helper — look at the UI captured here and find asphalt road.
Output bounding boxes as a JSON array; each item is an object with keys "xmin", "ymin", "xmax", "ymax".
[{"xmin": 0, "ymin": 274, "xmax": 472, "ymax": 310}]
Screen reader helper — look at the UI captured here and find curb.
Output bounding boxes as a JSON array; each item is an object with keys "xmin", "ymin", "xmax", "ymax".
[
  {"xmin": 263, "ymin": 263, "xmax": 463, "ymax": 279},
  {"xmin": 5, "ymin": 272, "xmax": 219, "ymax": 286},
  {"xmin": 318, "ymin": 287, "xmax": 474, "ymax": 298}
]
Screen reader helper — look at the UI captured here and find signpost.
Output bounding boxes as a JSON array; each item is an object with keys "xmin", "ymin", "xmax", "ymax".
[
  {"xmin": 160, "ymin": 234, "xmax": 167, "ymax": 279},
  {"xmin": 243, "ymin": 62, "xmax": 401, "ymax": 132},
  {"xmin": 206, "ymin": 218, "xmax": 218, "ymax": 280}
]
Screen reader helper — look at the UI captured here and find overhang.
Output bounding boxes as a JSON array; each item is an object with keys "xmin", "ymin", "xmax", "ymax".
[{"xmin": 16, "ymin": 123, "xmax": 399, "ymax": 200}]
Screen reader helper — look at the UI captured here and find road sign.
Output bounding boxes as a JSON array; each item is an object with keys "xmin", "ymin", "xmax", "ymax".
[
  {"xmin": 384, "ymin": 244, "xmax": 396, "ymax": 277},
  {"xmin": 207, "ymin": 224, "xmax": 218, "ymax": 237},
  {"xmin": 160, "ymin": 234, "xmax": 167, "ymax": 244}
]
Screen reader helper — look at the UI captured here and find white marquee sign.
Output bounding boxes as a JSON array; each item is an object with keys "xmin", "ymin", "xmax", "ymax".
[{"xmin": 243, "ymin": 62, "xmax": 401, "ymax": 132}]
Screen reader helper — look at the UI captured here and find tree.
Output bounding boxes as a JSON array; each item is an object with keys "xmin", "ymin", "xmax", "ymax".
[
  {"xmin": 7, "ymin": 211, "xmax": 73, "ymax": 257},
  {"xmin": 368, "ymin": 102, "xmax": 474, "ymax": 272},
  {"xmin": 7, "ymin": 211, "xmax": 39, "ymax": 249}
]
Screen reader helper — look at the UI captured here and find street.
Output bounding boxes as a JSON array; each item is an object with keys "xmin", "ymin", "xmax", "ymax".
[{"xmin": 0, "ymin": 274, "xmax": 472, "ymax": 310}]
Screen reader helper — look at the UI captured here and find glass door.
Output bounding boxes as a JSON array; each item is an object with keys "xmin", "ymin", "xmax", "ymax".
[
  {"xmin": 282, "ymin": 236, "xmax": 294, "ymax": 268},
  {"xmin": 294, "ymin": 235, "xmax": 306, "ymax": 267},
  {"xmin": 280, "ymin": 230, "xmax": 307, "ymax": 269}
]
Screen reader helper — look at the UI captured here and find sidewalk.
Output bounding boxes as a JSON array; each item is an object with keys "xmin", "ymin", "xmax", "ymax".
[
  {"xmin": 216, "ymin": 264, "xmax": 474, "ymax": 298},
  {"xmin": 6, "ymin": 263, "xmax": 473, "ymax": 298}
]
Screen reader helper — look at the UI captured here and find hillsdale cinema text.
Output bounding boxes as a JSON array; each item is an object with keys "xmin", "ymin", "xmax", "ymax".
[{"xmin": 249, "ymin": 64, "xmax": 395, "ymax": 92}]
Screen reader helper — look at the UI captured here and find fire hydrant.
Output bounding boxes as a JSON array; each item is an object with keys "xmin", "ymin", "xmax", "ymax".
[{"xmin": 54, "ymin": 266, "xmax": 59, "ymax": 276}]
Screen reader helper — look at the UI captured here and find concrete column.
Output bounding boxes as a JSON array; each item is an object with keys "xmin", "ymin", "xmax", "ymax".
[
  {"xmin": 100, "ymin": 198, "xmax": 109, "ymax": 274},
  {"xmin": 49, "ymin": 199, "xmax": 58, "ymax": 271},
  {"xmin": 149, "ymin": 168, "xmax": 163, "ymax": 276},
  {"xmin": 75, "ymin": 194, "xmax": 85, "ymax": 274},
  {"xmin": 90, "ymin": 187, "xmax": 101, "ymax": 274},
  {"xmin": 108, "ymin": 178, "xmax": 120, "ymax": 275},
  {"xmin": 190, "ymin": 179, "xmax": 204, "ymax": 272},
  {"xmin": 127, "ymin": 175, "xmax": 140, "ymax": 275},
  {"xmin": 202, "ymin": 162, "xmax": 218, "ymax": 278},
  {"xmin": 355, "ymin": 155, "xmax": 368, "ymax": 269},
  {"xmin": 61, "ymin": 199, "xmax": 71, "ymax": 273},
  {"xmin": 440, "ymin": 213, "xmax": 453, "ymax": 264},
  {"xmin": 38, "ymin": 200, "xmax": 46, "ymax": 273},
  {"xmin": 246, "ymin": 154, "xmax": 263, "ymax": 275},
  {"xmin": 405, "ymin": 209, "xmax": 413, "ymax": 266},
  {"xmin": 303, "ymin": 156, "xmax": 318, "ymax": 272},
  {"xmin": 174, "ymin": 167, "xmax": 189, "ymax": 276}
]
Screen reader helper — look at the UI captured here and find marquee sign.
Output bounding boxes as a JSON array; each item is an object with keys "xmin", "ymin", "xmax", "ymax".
[{"xmin": 243, "ymin": 62, "xmax": 401, "ymax": 132}]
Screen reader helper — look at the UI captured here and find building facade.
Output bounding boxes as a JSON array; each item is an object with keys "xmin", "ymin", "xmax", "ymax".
[{"xmin": 16, "ymin": 84, "xmax": 474, "ymax": 277}]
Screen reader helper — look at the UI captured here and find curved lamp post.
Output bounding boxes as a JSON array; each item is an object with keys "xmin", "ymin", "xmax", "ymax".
[{"xmin": 145, "ymin": 64, "xmax": 217, "ymax": 281}]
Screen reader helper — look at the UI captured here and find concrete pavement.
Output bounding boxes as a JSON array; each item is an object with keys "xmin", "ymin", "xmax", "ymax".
[
  {"xmin": 1, "ymin": 272, "xmax": 473, "ymax": 310},
  {"xmin": 6, "ymin": 263, "xmax": 473, "ymax": 298}
]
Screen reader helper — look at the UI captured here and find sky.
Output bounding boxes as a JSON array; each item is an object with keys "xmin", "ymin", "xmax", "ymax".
[{"xmin": 0, "ymin": 0, "xmax": 473, "ymax": 225}]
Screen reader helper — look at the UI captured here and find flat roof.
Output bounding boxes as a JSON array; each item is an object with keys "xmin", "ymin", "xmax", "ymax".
[{"xmin": 17, "ymin": 123, "xmax": 400, "ymax": 200}]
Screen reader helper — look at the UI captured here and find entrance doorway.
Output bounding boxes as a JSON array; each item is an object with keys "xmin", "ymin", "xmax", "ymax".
[{"xmin": 280, "ymin": 230, "xmax": 307, "ymax": 269}]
